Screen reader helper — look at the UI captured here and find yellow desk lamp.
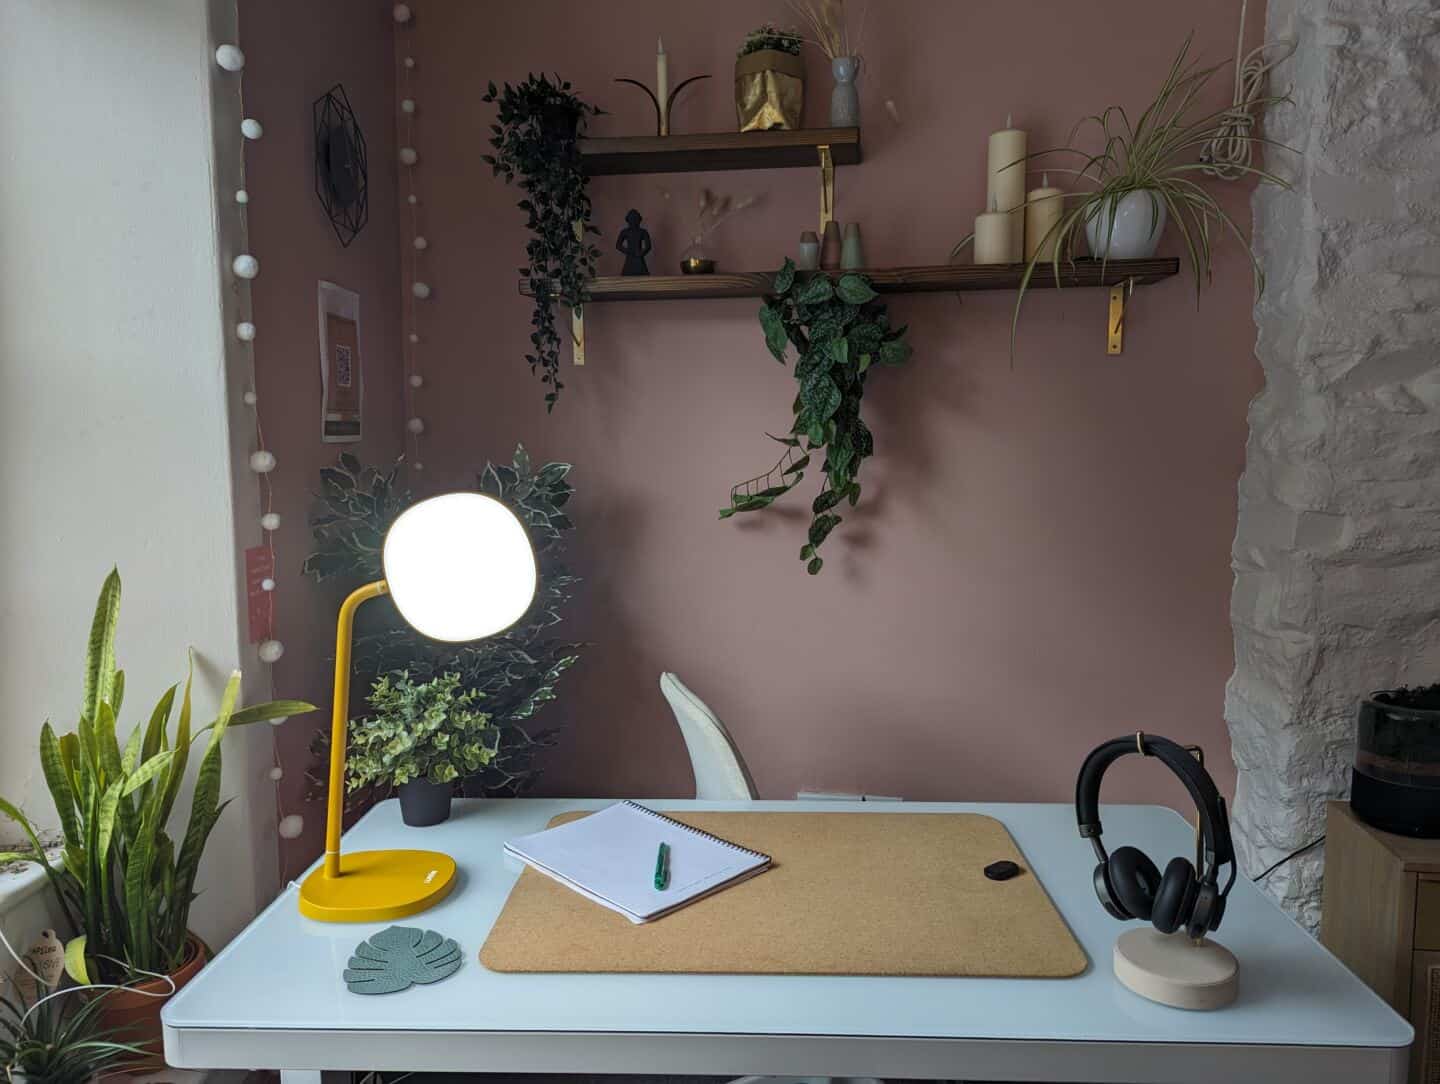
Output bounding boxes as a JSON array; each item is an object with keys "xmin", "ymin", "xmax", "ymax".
[{"xmin": 299, "ymin": 492, "xmax": 537, "ymax": 922}]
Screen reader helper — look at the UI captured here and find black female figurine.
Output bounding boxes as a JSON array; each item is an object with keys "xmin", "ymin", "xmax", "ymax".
[{"xmin": 616, "ymin": 209, "xmax": 652, "ymax": 276}]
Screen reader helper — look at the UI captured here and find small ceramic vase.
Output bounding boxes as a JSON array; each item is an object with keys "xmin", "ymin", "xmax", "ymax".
[
  {"xmin": 829, "ymin": 56, "xmax": 860, "ymax": 127},
  {"xmin": 820, "ymin": 220, "xmax": 843, "ymax": 270},
  {"xmin": 797, "ymin": 231, "xmax": 821, "ymax": 270},
  {"xmin": 1084, "ymin": 190, "xmax": 1168, "ymax": 259},
  {"xmin": 840, "ymin": 223, "xmax": 865, "ymax": 269}
]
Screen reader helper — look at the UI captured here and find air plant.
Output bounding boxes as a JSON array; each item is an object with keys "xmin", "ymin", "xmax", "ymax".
[
  {"xmin": 683, "ymin": 188, "xmax": 761, "ymax": 260},
  {"xmin": 785, "ymin": 0, "xmax": 868, "ymax": 60}
]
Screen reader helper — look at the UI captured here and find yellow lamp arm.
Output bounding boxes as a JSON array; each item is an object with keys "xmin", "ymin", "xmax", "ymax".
[{"xmin": 323, "ymin": 579, "xmax": 389, "ymax": 878}]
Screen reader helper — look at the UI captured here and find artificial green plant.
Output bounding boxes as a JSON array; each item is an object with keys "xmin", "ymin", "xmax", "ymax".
[
  {"xmin": 345, "ymin": 672, "xmax": 499, "ymax": 791},
  {"xmin": 738, "ymin": 24, "xmax": 803, "ymax": 56},
  {"xmin": 303, "ymin": 446, "xmax": 581, "ymax": 805},
  {"xmin": 722, "ymin": 260, "xmax": 911, "ymax": 574},
  {"xmin": 0, "ymin": 570, "xmax": 313, "ymax": 984},
  {"xmin": 1, "ymin": 974, "xmax": 142, "ymax": 1083}
]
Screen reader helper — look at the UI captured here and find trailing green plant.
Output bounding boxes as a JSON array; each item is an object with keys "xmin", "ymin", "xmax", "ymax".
[
  {"xmin": 345, "ymin": 672, "xmax": 499, "ymax": 791},
  {"xmin": 482, "ymin": 74, "xmax": 602, "ymax": 411},
  {"xmin": 0, "ymin": 570, "xmax": 313, "ymax": 984},
  {"xmin": 303, "ymin": 446, "xmax": 582, "ymax": 804},
  {"xmin": 739, "ymin": 24, "xmax": 803, "ymax": 56},
  {"xmin": 721, "ymin": 260, "xmax": 911, "ymax": 574},
  {"xmin": 0, "ymin": 975, "xmax": 142, "ymax": 1083},
  {"xmin": 959, "ymin": 34, "xmax": 1290, "ymax": 355}
]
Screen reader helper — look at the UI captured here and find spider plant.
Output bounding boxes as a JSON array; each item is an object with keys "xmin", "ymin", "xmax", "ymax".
[
  {"xmin": 1, "ymin": 978, "xmax": 142, "ymax": 1083},
  {"xmin": 1001, "ymin": 34, "xmax": 1291, "ymax": 354}
]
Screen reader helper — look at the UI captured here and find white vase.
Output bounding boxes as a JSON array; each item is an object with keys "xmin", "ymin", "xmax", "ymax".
[
  {"xmin": 829, "ymin": 56, "xmax": 860, "ymax": 127},
  {"xmin": 1083, "ymin": 190, "xmax": 1167, "ymax": 259}
]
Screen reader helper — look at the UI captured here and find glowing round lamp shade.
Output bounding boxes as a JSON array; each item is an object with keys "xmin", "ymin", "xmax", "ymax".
[{"xmin": 382, "ymin": 493, "xmax": 536, "ymax": 642}]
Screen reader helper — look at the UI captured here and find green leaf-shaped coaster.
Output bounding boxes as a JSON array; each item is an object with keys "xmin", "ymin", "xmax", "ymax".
[{"xmin": 343, "ymin": 926, "xmax": 462, "ymax": 995}]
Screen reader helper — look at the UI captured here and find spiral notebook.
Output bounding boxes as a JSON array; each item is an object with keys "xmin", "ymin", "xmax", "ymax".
[{"xmin": 501, "ymin": 801, "xmax": 772, "ymax": 923}]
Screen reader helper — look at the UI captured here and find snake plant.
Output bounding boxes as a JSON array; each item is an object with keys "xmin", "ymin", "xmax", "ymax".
[{"xmin": 0, "ymin": 570, "xmax": 314, "ymax": 984}]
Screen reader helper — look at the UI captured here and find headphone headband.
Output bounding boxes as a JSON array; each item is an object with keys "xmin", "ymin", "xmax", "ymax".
[{"xmin": 1075, "ymin": 733, "xmax": 1234, "ymax": 879}]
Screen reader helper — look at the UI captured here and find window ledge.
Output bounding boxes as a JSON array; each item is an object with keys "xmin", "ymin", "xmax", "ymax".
[{"xmin": 0, "ymin": 854, "xmax": 60, "ymax": 915}]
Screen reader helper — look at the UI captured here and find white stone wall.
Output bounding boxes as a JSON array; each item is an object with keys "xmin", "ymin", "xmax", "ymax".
[{"xmin": 1229, "ymin": 0, "xmax": 1440, "ymax": 929}]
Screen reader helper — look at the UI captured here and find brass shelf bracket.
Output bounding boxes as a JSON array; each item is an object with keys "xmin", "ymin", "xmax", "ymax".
[
  {"xmin": 818, "ymin": 144, "xmax": 834, "ymax": 235},
  {"xmin": 1107, "ymin": 278, "xmax": 1135, "ymax": 355}
]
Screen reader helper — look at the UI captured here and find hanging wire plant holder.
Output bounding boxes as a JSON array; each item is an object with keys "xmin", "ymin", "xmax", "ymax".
[
  {"xmin": 313, "ymin": 83, "xmax": 369, "ymax": 247},
  {"xmin": 720, "ymin": 435, "xmax": 809, "ymax": 517}
]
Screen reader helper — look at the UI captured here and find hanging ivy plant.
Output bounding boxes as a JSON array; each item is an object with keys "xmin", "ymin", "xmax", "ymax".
[
  {"xmin": 482, "ymin": 74, "xmax": 601, "ymax": 411},
  {"xmin": 720, "ymin": 259, "xmax": 911, "ymax": 574}
]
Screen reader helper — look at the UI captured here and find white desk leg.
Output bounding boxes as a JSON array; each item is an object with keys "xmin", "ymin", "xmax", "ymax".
[{"xmin": 280, "ymin": 1072, "xmax": 323, "ymax": 1084}]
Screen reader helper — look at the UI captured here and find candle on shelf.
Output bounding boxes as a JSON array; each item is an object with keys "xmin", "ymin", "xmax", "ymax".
[
  {"xmin": 987, "ymin": 114, "xmax": 1027, "ymax": 262},
  {"xmin": 1025, "ymin": 173, "xmax": 1064, "ymax": 263},
  {"xmin": 657, "ymin": 37, "xmax": 670, "ymax": 136},
  {"xmin": 974, "ymin": 196, "xmax": 1013, "ymax": 265}
]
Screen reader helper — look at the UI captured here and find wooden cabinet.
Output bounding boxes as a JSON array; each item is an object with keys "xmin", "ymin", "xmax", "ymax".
[{"xmin": 1323, "ymin": 799, "xmax": 1440, "ymax": 1082}]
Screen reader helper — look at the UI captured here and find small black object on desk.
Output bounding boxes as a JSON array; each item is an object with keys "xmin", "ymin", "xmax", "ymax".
[
  {"xmin": 984, "ymin": 860, "xmax": 1022, "ymax": 881},
  {"xmin": 616, "ymin": 209, "xmax": 652, "ymax": 276}
]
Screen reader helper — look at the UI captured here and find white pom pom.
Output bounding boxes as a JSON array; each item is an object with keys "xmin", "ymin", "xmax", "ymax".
[
  {"xmin": 392, "ymin": 3, "xmax": 412, "ymax": 22},
  {"xmin": 399, "ymin": 146, "xmax": 418, "ymax": 166},
  {"xmin": 242, "ymin": 390, "xmax": 258, "ymax": 406},
  {"xmin": 215, "ymin": 44, "xmax": 246, "ymax": 72},
  {"xmin": 236, "ymin": 321, "xmax": 256, "ymax": 342},
  {"xmin": 232, "ymin": 254, "xmax": 260, "ymax": 279},
  {"xmin": 278, "ymin": 814, "xmax": 304, "ymax": 839},
  {"xmin": 260, "ymin": 512, "xmax": 281, "ymax": 531},
  {"xmin": 412, "ymin": 461, "xmax": 425, "ymax": 472},
  {"xmin": 411, "ymin": 281, "xmax": 431, "ymax": 299},
  {"xmin": 408, "ymin": 332, "xmax": 420, "ymax": 344},
  {"xmin": 261, "ymin": 577, "xmax": 276, "ymax": 592},
  {"xmin": 258, "ymin": 639, "xmax": 285, "ymax": 663},
  {"xmin": 409, "ymin": 373, "xmax": 424, "ymax": 388},
  {"xmin": 401, "ymin": 98, "xmax": 416, "ymax": 114},
  {"xmin": 407, "ymin": 417, "xmax": 426, "ymax": 434},
  {"xmin": 413, "ymin": 236, "xmax": 428, "ymax": 250},
  {"xmin": 235, "ymin": 189, "xmax": 250, "ymax": 204},
  {"xmin": 268, "ymin": 766, "xmax": 284, "ymax": 782},
  {"xmin": 241, "ymin": 117, "xmax": 264, "ymax": 140},
  {"xmin": 404, "ymin": 56, "xmax": 416, "ymax": 69},
  {"xmin": 249, "ymin": 449, "xmax": 276, "ymax": 473},
  {"xmin": 407, "ymin": 194, "xmax": 418, "ymax": 205}
]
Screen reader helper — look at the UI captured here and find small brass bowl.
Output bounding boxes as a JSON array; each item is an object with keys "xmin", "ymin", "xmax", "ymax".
[{"xmin": 680, "ymin": 257, "xmax": 716, "ymax": 275}]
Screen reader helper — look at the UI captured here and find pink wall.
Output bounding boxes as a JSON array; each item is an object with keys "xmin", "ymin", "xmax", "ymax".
[
  {"xmin": 398, "ymin": 0, "xmax": 1264, "ymax": 811},
  {"xmin": 241, "ymin": 0, "xmax": 403, "ymax": 878}
]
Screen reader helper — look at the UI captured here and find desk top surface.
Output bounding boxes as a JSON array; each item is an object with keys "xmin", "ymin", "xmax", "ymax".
[{"xmin": 163, "ymin": 799, "xmax": 1411, "ymax": 1049}]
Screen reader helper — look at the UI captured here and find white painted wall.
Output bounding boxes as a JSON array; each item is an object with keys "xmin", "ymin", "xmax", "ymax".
[{"xmin": 0, "ymin": 0, "xmax": 279, "ymax": 950}]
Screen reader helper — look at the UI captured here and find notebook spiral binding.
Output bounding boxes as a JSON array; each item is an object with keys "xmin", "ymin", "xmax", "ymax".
[{"xmin": 622, "ymin": 801, "xmax": 772, "ymax": 863}]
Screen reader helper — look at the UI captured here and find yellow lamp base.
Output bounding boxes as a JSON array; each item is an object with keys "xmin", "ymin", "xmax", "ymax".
[{"xmin": 299, "ymin": 849, "xmax": 458, "ymax": 923}]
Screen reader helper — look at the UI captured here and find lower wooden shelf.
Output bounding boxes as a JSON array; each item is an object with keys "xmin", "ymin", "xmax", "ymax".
[{"xmin": 518, "ymin": 259, "xmax": 1180, "ymax": 302}]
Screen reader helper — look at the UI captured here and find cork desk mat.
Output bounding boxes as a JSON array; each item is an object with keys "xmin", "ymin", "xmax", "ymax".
[{"xmin": 479, "ymin": 811, "xmax": 1088, "ymax": 977}]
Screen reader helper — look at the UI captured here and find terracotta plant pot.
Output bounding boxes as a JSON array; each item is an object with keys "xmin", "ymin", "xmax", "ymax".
[{"xmin": 97, "ymin": 932, "xmax": 208, "ymax": 1071}]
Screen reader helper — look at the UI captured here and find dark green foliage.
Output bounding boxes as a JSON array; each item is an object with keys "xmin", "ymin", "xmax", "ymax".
[
  {"xmin": 303, "ymin": 446, "xmax": 582, "ymax": 806},
  {"xmin": 482, "ymin": 74, "xmax": 602, "ymax": 411},
  {"xmin": 722, "ymin": 260, "xmax": 912, "ymax": 574},
  {"xmin": 0, "ymin": 978, "xmax": 141, "ymax": 1083},
  {"xmin": 738, "ymin": 24, "xmax": 803, "ymax": 56}
]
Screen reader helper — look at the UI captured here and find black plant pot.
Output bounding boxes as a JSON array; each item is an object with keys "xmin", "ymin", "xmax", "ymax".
[
  {"xmin": 397, "ymin": 778, "xmax": 452, "ymax": 827},
  {"xmin": 539, "ymin": 104, "xmax": 581, "ymax": 149},
  {"xmin": 1353, "ymin": 684, "xmax": 1440, "ymax": 837}
]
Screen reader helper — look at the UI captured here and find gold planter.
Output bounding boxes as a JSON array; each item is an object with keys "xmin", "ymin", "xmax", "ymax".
[{"xmin": 735, "ymin": 49, "xmax": 804, "ymax": 132}]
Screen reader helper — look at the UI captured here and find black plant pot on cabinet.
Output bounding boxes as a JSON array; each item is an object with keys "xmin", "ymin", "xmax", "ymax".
[
  {"xmin": 398, "ymin": 778, "xmax": 452, "ymax": 827},
  {"xmin": 1353, "ymin": 684, "xmax": 1440, "ymax": 837}
]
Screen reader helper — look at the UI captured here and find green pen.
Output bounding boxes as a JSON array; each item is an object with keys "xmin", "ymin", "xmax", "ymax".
[{"xmin": 653, "ymin": 842, "xmax": 670, "ymax": 890}]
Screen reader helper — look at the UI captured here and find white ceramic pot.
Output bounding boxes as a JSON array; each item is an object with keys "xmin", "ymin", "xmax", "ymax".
[{"xmin": 1084, "ymin": 190, "xmax": 1167, "ymax": 259}]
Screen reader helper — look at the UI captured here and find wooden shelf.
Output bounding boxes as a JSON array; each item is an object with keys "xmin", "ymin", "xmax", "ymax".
[
  {"xmin": 579, "ymin": 128, "xmax": 861, "ymax": 175},
  {"xmin": 519, "ymin": 259, "xmax": 1180, "ymax": 303}
]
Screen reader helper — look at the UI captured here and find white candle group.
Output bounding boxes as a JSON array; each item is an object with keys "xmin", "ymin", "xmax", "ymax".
[{"xmin": 657, "ymin": 37, "xmax": 670, "ymax": 136}]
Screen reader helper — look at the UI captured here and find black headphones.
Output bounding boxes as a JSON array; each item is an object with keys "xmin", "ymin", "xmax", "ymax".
[{"xmin": 1075, "ymin": 733, "xmax": 1237, "ymax": 940}]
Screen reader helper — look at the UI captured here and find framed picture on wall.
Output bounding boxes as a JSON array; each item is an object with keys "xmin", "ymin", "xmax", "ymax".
[{"xmin": 318, "ymin": 280, "xmax": 363, "ymax": 442}]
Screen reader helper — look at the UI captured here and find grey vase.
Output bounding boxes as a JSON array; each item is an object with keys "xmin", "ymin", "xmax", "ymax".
[
  {"xmin": 830, "ymin": 56, "xmax": 860, "ymax": 127},
  {"xmin": 797, "ymin": 231, "xmax": 821, "ymax": 270}
]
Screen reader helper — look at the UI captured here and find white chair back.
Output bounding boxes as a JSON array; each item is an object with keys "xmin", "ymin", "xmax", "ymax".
[{"xmin": 659, "ymin": 672, "xmax": 759, "ymax": 801}]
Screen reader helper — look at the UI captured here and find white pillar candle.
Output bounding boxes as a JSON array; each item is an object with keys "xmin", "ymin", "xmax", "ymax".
[
  {"xmin": 1025, "ymin": 173, "xmax": 1065, "ymax": 263},
  {"xmin": 974, "ymin": 197, "xmax": 1014, "ymax": 265},
  {"xmin": 657, "ymin": 37, "xmax": 670, "ymax": 136},
  {"xmin": 987, "ymin": 115, "xmax": 1027, "ymax": 261}
]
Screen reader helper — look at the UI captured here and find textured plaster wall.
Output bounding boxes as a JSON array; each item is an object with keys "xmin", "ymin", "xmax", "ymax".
[{"xmin": 1228, "ymin": 0, "xmax": 1440, "ymax": 928}]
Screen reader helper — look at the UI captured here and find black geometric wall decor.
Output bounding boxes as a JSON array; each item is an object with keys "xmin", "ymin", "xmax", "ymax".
[{"xmin": 313, "ymin": 84, "xmax": 369, "ymax": 247}]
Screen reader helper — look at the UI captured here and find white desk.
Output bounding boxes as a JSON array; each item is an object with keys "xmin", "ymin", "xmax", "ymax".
[{"xmin": 163, "ymin": 799, "xmax": 1411, "ymax": 1083}]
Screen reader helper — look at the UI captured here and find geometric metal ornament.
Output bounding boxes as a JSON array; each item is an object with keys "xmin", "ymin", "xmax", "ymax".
[{"xmin": 313, "ymin": 83, "xmax": 369, "ymax": 247}]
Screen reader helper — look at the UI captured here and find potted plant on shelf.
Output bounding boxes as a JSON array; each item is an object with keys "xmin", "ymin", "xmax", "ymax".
[
  {"xmin": 482, "ymin": 74, "xmax": 602, "ymax": 411},
  {"xmin": 345, "ymin": 672, "xmax": 500, "ymax": 827},
  {"xmin": 720, "ymin": 260, "xmax": 911, "ymax": 574},
  {"xmin": 1005, "ymin": 35, "xmax": 1290, "ymax": 353},
  {"xmin": 1, "ymin": 972, "xmax": 142, "ymax": 1083},
  {"xmin": 735, "ymin": 24, "xmax": 805, "ymax": 132},
  {"xmin": 0, "ymin": 570, "xmax": 314, "ymax": 1069}
]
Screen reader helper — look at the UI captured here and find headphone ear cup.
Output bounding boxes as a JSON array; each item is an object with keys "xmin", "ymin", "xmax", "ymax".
[
  {"xmin": 1186, "ymin": 882, "xmax": 1221, "ymax": 939},
  {"xmin": 1107, "ymin": 846, "xmax": 1162, "ymax": 921},
  {"xmin": 1150, "ymin": 857, "xmax": 1198, "ymax": 935}
]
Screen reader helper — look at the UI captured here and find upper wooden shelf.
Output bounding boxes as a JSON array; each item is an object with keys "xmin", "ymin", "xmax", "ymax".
[
  {"xmin": 520, "ymin": 259, "xmax": 1180, "ymax": 303},
  {"xmin": 579, "ymin": 127, "xmax": 861, "ymax": 175}
]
